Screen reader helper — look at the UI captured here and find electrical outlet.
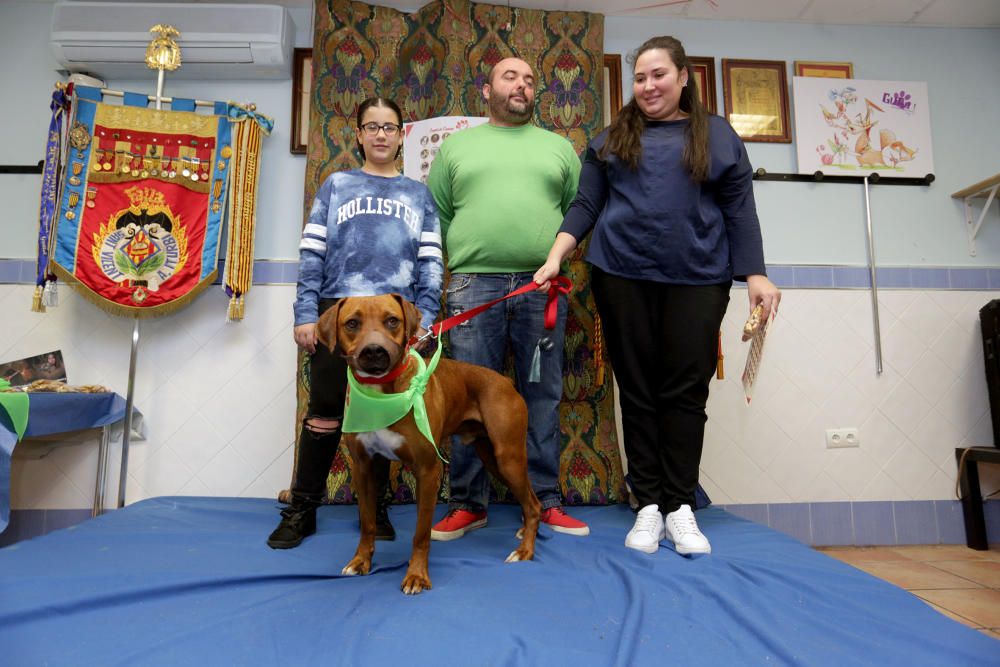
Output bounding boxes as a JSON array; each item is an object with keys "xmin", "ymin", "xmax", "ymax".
[{"xmin": 825, "ymin": 427, "xmax": 860, "ymax": 449}]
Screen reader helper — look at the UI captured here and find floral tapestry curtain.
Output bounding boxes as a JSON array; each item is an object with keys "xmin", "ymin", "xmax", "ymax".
[{"xmin": 295, "ymin": 0, "xmax": 625, "ymax": 505}]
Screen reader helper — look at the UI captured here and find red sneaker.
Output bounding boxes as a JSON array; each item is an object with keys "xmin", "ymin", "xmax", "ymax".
[
  {"xmin": 540, "ymin": 507, "xmax": 590, "ymax": 536},
  {"xmin": 431, "ymin": 508, "xmax": 487, "ymax": 541}
]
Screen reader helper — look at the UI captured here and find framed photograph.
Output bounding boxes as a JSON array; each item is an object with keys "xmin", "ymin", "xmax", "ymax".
[
  {"xmin": 290, "ymin": 48, "xmax": 313, "ymax": 154},
  {"xmin": 603, "ymin": 54, "xmax": 622, "ymax": 127},
  {"xmin": 687, "ymin": 56, "xmax": 717, "ymax": 115},
  {"xmin": 721, "ymin": 59, "xmax": 791, "ymax": 143},
  {"xmin": 794, "ymin": 61, "xmax": 854, "ymax": 79}
]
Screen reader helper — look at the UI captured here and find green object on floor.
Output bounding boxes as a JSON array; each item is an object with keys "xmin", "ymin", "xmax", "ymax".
[{"xmin": 0, "ymin": 379, "xmax": 29, "ymax": 440}]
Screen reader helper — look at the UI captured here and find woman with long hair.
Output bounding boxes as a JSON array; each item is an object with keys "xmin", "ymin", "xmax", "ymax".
[{"xmin": 535, "ymin": 36, "xmax": 780, "ymax": 556}]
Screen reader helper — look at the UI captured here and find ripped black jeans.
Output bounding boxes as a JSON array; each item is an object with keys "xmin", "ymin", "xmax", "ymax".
[{"xmin": 291, "ymin": 298, "xmax": 389, "ymax": 505}]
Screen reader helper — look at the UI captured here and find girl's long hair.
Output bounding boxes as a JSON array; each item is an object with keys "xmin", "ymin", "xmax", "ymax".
[{"xmin": 601, "ymin": 36, "xmax": 710, "ymax": 181}]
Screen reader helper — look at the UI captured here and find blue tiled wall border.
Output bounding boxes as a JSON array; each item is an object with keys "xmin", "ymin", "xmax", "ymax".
[
  {"xmin": 0, "ymin": 259, "xmax": 296, "ymax": 286},
  {"xmin": 721, "ymin": 499, "xmax": 1000, "ymax": 547},
  {"xmin": 2, "ymin": 260, "xmax": 999, "ymax": 289},
  {"xmin": 3, "ymin": 501, "xmax": 997, "ymax": 548}
]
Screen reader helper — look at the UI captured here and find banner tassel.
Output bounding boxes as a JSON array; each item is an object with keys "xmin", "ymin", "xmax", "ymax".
[
  {"xmin": 227, "ymin": 294, "xmax": 240, "ymax": 322},
  {"xmin": 31, "ymin": 285, "xmax": 45, "ymax": 313}
]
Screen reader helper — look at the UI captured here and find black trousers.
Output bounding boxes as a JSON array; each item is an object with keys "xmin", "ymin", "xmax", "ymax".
[
  {"xmin": 291, "ymin": 299, "xmax": 389, "ymax": 504},
  {"xmin": 591, "ymin": 268, "xmax": 730, "ymax": 515}
]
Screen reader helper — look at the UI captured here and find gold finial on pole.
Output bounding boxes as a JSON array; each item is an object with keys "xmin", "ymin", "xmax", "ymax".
[
  {"xmin": 146, "ymin": 24, "xmax": 181, "ymax": 72},
  {"xmin": 145, "ymin": 24, "xmax": 180, "ymax": 111}
]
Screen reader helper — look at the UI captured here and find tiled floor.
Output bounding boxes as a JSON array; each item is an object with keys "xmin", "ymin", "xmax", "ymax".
[{"xmin": 817, "ymin": 544, "xmax": 1000, "ymax": 640}]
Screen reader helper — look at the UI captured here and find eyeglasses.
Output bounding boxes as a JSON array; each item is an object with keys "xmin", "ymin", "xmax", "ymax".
[{"xmin": 360, "ymin": 122, "xmax": 401, "ymax": 136}]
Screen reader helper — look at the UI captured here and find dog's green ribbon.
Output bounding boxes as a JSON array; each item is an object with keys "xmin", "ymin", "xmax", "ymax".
[
  {"xmin": 0, "ymin": 379, "xmax": 29, "ymax": 441},
  {"xmin": 342, "ymin": 344, "xmax": 448, "ymax": 463}
]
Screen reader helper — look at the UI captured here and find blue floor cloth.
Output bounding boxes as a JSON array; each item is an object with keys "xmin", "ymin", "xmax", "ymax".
[{"xmin": 1, "ymin": 497, "xmax": 996, "ymax": 666}]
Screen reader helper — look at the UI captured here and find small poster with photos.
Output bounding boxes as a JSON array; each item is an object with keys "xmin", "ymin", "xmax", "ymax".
[
  {"xmin": 402, "ymin": 116, "xmax": 489, "ymax": 184},
  {"xmin": 0, "ymin": 350, "xmax": 67, "ymax": 389}
]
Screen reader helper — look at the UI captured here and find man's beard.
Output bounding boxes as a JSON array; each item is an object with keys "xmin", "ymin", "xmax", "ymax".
[{"xmin": 489, "ymin": 89, "xmax": 534, "ymax": 124}]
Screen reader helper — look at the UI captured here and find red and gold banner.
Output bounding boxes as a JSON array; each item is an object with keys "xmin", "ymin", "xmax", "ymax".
[{"xmin": 52, "ymin": 92, "xmax": 231, "ymax": 316}]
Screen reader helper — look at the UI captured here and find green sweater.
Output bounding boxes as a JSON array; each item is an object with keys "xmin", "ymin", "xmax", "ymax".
[{"xmin": 427, "ymin": 122, "xmax": 581, "ymax": 273}]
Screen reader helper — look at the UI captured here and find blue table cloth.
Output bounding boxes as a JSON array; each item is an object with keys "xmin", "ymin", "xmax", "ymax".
[{"xmin": 0, "ymin": 392, "xmax": 128, "ymax": 533}]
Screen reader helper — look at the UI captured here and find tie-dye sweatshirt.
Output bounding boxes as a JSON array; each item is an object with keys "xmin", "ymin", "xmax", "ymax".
[{"xmin": 293, "ymin": 170, "xmax": 444, "ymax": 329}]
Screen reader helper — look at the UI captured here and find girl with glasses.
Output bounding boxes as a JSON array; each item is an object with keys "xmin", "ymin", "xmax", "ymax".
[{"xmin": 269, "ymin": 97, "xmax": 444, "ymax": 550}]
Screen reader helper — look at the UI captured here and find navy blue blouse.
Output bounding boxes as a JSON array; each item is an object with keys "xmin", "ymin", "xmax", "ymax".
[{"xmin": 560, "ymin": 115, "xmax": 766, "ymax": 283}]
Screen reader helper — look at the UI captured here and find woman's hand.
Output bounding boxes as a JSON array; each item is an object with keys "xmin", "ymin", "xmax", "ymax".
[
  {"xmin": 746, "ymin": 274, "xmax": 781, "ymax": 321},
  {"xmin": 533, "ymin": 259, "xmax": 562, "ymax": 292},
  {"xmin": 534, "ymin": 232, "xmax": 579, "ymax": 291},
  {"xmin": 294, "ymin": 323, "xmax": 318, "ymax": 354}
]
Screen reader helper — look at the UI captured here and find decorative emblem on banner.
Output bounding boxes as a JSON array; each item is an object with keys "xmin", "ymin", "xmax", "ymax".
[
  {"xmin": 91, "ymin": 186, "xmax": 189, "ymax": 302},
  {"xmin": 69, "ymin": 121, "xmax": 91, "ymax": 153}
]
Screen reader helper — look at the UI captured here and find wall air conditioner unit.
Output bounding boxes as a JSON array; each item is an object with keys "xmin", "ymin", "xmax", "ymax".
[{"xmin": 51, "ymin": 2, "xmax": 293, "ymax": 80}]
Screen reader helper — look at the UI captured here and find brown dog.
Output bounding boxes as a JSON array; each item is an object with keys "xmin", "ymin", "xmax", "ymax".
[{"xmin": 315, "ymin": 294, "xmax": 541, "ymax": 594}]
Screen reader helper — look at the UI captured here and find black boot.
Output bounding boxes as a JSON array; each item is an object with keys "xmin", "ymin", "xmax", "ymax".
[{"xmin": 267, "ymin": 499, "xmax": 318, "ymax": 549}]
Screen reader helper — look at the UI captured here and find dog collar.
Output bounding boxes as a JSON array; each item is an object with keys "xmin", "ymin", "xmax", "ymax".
[
  {"xmin": 350, "ymin": 346, "xmax": 411, "ymax": 385},
  {"xmin": 341, "ymin": 344, "xmax": 447, "ymax": 463}
]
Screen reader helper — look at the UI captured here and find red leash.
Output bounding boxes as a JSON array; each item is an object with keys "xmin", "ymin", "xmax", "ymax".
[
  {"xmin": 408, "ymin": 276, "xmax": 572, "ymax": 347},
  {"xmin": 355, "ymin": 278, "xmax": 572, "ymax": 386}
]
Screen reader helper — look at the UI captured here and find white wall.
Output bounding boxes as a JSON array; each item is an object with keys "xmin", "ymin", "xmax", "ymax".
[
  {"xmin": 606, "ymin": 16, "xmax": 1000, "ymax": 268},
  {"xmin": 2, "ymin": 2, "xmax": 998, "ymax": 510}
]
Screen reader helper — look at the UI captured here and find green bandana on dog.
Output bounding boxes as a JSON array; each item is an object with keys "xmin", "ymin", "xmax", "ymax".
[{"xmin": 342, "ymin": 344, "xmax": 447, "ymax": 463}]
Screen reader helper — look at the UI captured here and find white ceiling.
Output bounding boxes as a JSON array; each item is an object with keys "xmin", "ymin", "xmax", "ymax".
[{"xmin": 52, "ymin": 0, "xmax": 1000, "ymax": 28}]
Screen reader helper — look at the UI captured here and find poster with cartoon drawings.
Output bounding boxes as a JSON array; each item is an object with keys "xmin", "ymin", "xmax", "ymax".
[
  {"xmin": 402, "ymin": 116, "xmax": 488, "ymax": 184},
  {"xmin": 793, "ymin": 77, "xmax": 934, "ymax": 176}
]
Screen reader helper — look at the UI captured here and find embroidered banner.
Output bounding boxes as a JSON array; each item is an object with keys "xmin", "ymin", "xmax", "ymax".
[{"xmin": 52, "ymin": 88, "xmax": 233, "ymax": 316}]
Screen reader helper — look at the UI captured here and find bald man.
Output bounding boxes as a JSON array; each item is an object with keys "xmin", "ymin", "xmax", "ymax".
[{"xmin": 427, "ymin": 57, "xmax": 588, "ymax": 539}]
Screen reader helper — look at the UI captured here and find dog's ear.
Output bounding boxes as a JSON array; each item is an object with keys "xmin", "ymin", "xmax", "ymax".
[
  {"xmin": 315, "ymin": 299, "xmax": 342, "ymax": 351},
  {"xmin": 391, "ymin": 294, "xmax": 421, "ymax": 341}
]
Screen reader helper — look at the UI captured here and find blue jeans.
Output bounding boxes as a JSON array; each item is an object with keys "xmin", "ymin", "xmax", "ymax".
[{"xmin": 445, "ymin": 272, "xmax": 567, "ymax": 511}]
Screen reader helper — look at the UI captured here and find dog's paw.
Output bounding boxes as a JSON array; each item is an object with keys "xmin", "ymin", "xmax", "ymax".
[
  {"xmin": 400, "ymin": 573, "xmax": 432, "ymax": 595},
  {"xmin": 341, "ymin": 557, "xmax": 371, "ymax": 576},
  {"xmin": 506, "ymin": 545, "xmax": 535, "ymax": 563}
]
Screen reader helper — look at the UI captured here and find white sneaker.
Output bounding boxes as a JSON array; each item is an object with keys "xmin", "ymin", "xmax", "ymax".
[
  {"xmin": 665, "ymin": 504, "xmax": 711, "ymax": 555},
  {"xmin": 625, "ymin": 504, "xmax": 665, "ymax": 554}
]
